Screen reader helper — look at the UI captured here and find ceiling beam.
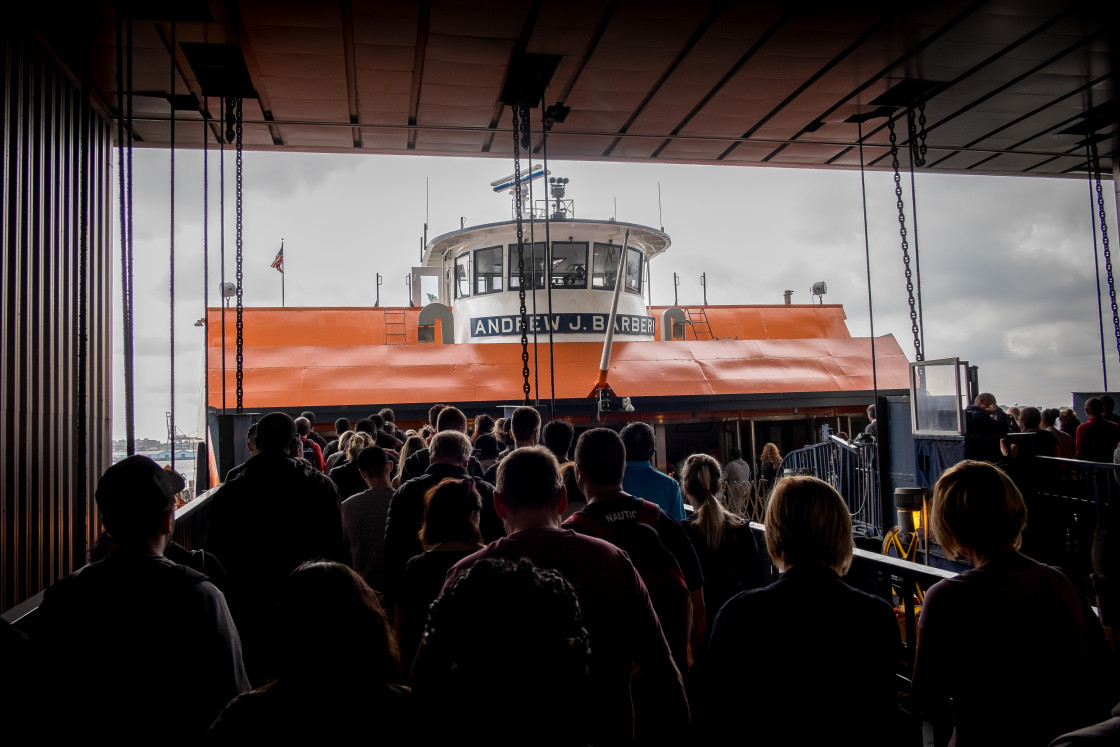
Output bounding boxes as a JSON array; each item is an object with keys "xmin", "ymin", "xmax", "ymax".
[
  {"xmin": 406, "ymin": 0, "xmax": 431, "ymax": 150},
  {"xmin": 341, "ymin": 0, "xmax": 360, "ymax": 149}
]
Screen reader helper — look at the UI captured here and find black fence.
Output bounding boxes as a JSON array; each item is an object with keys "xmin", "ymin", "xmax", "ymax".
[
  {"xmin": 778, "ymin": 437, "xmax": 882, "ymax": 537},
  {"xmin": 172, "ymin": 488, "xmax": 217, "ymax": 552}
]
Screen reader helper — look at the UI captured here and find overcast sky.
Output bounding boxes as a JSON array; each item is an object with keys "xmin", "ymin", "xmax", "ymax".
[{"xmin": 114, "ymin": 149, "xmax": 1119, "ymax": 441}]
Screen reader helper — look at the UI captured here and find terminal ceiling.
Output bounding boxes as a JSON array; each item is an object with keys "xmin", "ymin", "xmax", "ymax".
[{"xmin": 30, "ymin": 1, "xmax": 1120, "ymax": 176}]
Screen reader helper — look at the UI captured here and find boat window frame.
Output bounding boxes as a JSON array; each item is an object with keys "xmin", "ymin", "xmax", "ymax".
[
  {"xmin": 453, "ymin": 252, "xmax": 471, "ymax": 299},
  {"xmin": 625, "ymin": 246, "xmax": 643, "ymax": 295},
  {"xmin": 507, "ymin": 242, "xmax": 547, "ymax": 290},
  {"xmin": 473, "ymin": 244, "xmax": 504, "ymax": 296},
  {"xmin": 591, "ymin": 242, "xmax": 620, "ymax": 291},
  {"xmin": 549, "ymin": 241, "xmax": 589, "ymax": 289}
]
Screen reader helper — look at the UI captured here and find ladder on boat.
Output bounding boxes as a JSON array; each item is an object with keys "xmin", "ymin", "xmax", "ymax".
[
  {"xmin": 684, "ymin": 306, "xmax": 714, "ymax": 340},
  {"xmin": 384, "ymin": 308, "xmax": 407, "ymax": 345}
]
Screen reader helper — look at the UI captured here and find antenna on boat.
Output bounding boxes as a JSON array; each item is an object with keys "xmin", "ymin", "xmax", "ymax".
[
  {"xmin": 658, "ymin": 182, "xmax": 664, "ymax": 232},
  {"xmin": 491, "ymin": 164, "xmax": 547, "ymax": 218}
]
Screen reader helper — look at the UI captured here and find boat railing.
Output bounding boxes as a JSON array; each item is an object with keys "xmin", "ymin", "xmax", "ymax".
[
  {"xmin": 777, "ymin": 437, "xmax": 882, "ymax": 536},
  {"xmin": 173, "ymin": 485, "xmax": 218, "ymax": 551}
]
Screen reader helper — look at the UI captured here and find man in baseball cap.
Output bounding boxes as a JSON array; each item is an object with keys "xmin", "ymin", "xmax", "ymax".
[{"xmin": 32, "ymin": 455, "xmax": 249, "ymax": 743}]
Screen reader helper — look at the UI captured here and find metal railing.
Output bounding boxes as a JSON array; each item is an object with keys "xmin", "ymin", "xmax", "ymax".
[
  {"xmin": 172, "ymin": 487, "xmax": 217, "ymax": 551},
  {"xmin": 778, "ymin": 437, "xmax": 882, "ymax": 536}
]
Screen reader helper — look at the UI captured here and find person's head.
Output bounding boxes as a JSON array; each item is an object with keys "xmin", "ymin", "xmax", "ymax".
[
  {"xmin": 245, "ymin": 423, "xmax": 259, "ymax": 456},
  {"xmin": 509, "ymin": 406, "xmax": 542, "ymax": 445},
  {"xmin": 420, "ymin": 478, "xmax": 483, "ymax": 548},
  {"xmin": 419, "ymin": 559, "xmax": 589, "ymax": 735},
  {"xmin": 493, "ymin": 418, "xmax": 510, "ymax": 448},
  {"xmin": 472, "ymin": 413, "xmax": 495, "ymax": 439},
  {"xmin": 357, "ymin": 445, "xmax": 391, "ymax": 481},
  {"xmin": 1060, "ymin": 408, "xmax": 1081, "ymax": 431},
  {"xmin": 333, "ymin": 417, "xmax": 350, "ymax": 436},
  {"xmin": 436, "ymin": 406, "xmax": 468, "ymax": 434},
  {"xmin": 300, "ymin": 410, "xmax": 317, "ymax": 426},
  {"xmin": 346, "ymin": 432, "xmax": 374, "ymax": 461},
  {"xmin": 684, "ymin": 453, "xmax": 740, "ymax": 550},
  {"xmin": 256, "ymin": 412, "xmax": 298, "ymax": 452},
  {"xmin": 574, "ymin": 427, "xmax": 626, "ymax": 488},
  {"xmin": 866, "ymin": 404, "xmax": 876, "ymax": 420},
  {"xmin": 337, "ymin": 430, "xmax": 355, "ymax": 453},
  {"xmin": 1087, "ymin": 397, "xmax": 1105, "ymax": 418},
  {"xmin": 428, "ymin": 403, "xmax": 447, "ymax": 429},
  {"xmin": 761, "ymin": 442, "xmax": 782, "ymax": 466},
  {"xmin": 379, "ymin": 407, "xmax": 396, "ymax": 425},
  {"xmin": 96, "ymin": 456, "xmax": 183, "ymax": 545},
  {"xmin": 396, "ymin": 434, "xmax": 428, "ymax": 480},
  {"xmin": 765, "ymin": 476, "xmax": 853, "ymax": 575},
  {"xmin": 1019, "ymin": 406, "xmax": 1042, "ymax": 431},
  {"xmin": 619, "ymin": 422, "xmax": 656, "ymax": 462},
  {"xmin": 475, "ymin": 433, "xmax": 499, "ymax": 461},
  {"xmin": 541, "ymin": 419, "xmax": 575, "ymax": 461},
  {"xmin": 1104, "ymin": 395, "xmax": 1116, "ymax": 415},
  {"xmin": 288, "ymin": 437, "xmax": 305, "ymax": 459},
  {"xmin": 560, "ymin": 462, "xmax": 586, "ymax": 506},
  {"xmin": 496, "ymin": 446, "xmax": 564, "ymax": 511},
  {"xmin": 1041, "ymin": 408, "xmax": 1060, "ymax": 428},
  {"xmin": 931, "ymin": 460, "xmax": 1026, "ymax": 560},
  {"xmin": 1007, "ymin": 406, "xmax": 1021, "ymax": 420},
  {"xmin": 728, "ymin": 447, "xmax": 743, "ymax": 462},
  {"xmin": 355, "ymin": 418, "xmax": 376, "ymax": 436},
  {"xmin": 276, "ymin": 561, "xmax": 399, "ymax": 685},
  {"xmin": 294, "ymin": 416, "xmax": 312, "ymax": 437},
  {"xmin": 975, "ymin": 392, "xmax": 997, "ymax": 409},
  {"xmin": 369, "ymin": 413, "xmax": 386, "ymax": 432},
  {"xmin": 430, "ymin": 430, "xmax": 472, "ymax": 467}
]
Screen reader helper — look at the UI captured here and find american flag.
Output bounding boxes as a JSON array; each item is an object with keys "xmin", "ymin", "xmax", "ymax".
[{"xmin": 270, "ymin": 244, "xmax": 284, "ymax": 273}]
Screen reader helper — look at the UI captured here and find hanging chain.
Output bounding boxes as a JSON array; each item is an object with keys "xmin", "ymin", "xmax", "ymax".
[
  {"xmin": 220, "ymin": 98, "xmax": 227, "ymax": 411},
  {"xmin": 1091, "ymin": 140, "xmax": 1120, "ymax": 362},
  {"xmin": 512, "ymin": 101, "xmax": 531, "ymax": 403},
  {"xmin": 888, "ymin": 115, "xmax": 923, "ymax": 361},
  {"xmin": 202, "ymin": 108, "xmax": 210, "ymax": 479},
  {"xmin": 169, "ymin": 19, "xmax": 176, "ymax": 468},
  {"xmin": 234, "ymin": 97, "xmax": 245, "ymax": 412}
]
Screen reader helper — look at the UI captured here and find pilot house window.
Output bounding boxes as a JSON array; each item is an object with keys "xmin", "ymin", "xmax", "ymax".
[
  {"xmin": 474, "ymin": 245, "xmax": 503, "ymax": 295},
  {"xmin": 454, "ymin": 254, "xmax": 470, "ymax": 299},
  {"xmin": 508, "ymin": 242, "xmax": 546, "ymax": 290},
  {"xmin": 592, "ymin": 243, "xmax": 619, "ymax": 290},
  {"xmin": 550, "ymin": 241, "xmax": 588, "ymax": 288},
  {"xmin": 626, "ymin": 247, "xmax": 643, "ymax": 295}
]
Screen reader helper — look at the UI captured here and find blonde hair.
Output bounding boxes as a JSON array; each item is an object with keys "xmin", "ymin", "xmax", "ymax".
[
  {"xmin": 682, "ymin": 453, "xmax": 743, "ymax": 551},
  {"xmin": 931, "ymin": 460, "xmax": 1026, "ymax": 560},
  {"xmin": 761, "ymin": 443, "xmax": 782, "ymax": 468},
  {"xmin": 395, "ymin": 435, "xmax": 427, "ymax": 482},
  {"xmin": 764, "ymin": 476, "xmax": 853, "ymax": 574},
  {"xmin": 345, "ymin": 432, "xmax": 374, "ymax": 461}
]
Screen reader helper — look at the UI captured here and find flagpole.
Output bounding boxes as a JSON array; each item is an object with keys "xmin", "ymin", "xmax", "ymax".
[{"xmin": 281, "ymin": 238, "xmax": 285, "ymax": 307}]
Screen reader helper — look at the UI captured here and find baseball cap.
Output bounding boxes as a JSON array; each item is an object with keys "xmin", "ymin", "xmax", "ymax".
[{"xmin": 96, "ymin": 455, "xmax": 184, "ymax": 528}]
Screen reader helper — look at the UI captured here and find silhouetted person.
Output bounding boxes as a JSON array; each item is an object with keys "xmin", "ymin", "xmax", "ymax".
[
  {"xmin": 446, "ymin": 446, "xmax": 689, "ymax": 744},
  {"xmin": 1078, "ymin": 397, "xmax": 1120, "ymax": 463},
  {"xmin": 621, "ymin": 422, "xmax": 686, "ymax": 520},
  {"xmin": 207, "ymin": 561, "xmax": 410, "ymax": 744},
  {"xmin": 482, "ymin": 405, "xmax": 542, "ymax": 483},
  {"xmin": 703, "ymin": 475, "xmax": 899, "ymax": 745},
  {"xmin": 33, "ymin": 456, "xmax": 249, "ymax": 744},
  {"xmin": 206, "ymin": 411, "xmax": 347, "ymax": 682},
  {"xmin": 542, "ymin": 419, "xmax": 575, "ymax": 464},
  {"xmin": 341, "ymin": 445, "xmax": 396, "ymax": 592}
]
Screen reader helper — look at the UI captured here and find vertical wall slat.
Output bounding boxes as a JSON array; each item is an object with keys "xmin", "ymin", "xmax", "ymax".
[{"xmin": 1, "ymin": 26, "xmax": 112, "ymax": 612}]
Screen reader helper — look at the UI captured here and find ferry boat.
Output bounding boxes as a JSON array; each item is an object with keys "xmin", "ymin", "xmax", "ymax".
[{"xmin": 202, "ymin": 173, "xmax": 912, "ymax": 479}]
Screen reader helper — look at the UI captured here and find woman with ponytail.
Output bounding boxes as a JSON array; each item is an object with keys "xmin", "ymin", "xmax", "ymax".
[{"xmin": 680, "ymin": 453, "xmax": 766, "ymax": 639}]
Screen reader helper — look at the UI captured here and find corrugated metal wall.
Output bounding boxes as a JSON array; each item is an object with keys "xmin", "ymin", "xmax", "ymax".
[{"xmin": 2, "ymin": 28, "xmax": 113, "ymax": 612}]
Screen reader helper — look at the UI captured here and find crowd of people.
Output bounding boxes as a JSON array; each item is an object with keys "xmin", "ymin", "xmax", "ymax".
[{"xmin": 5, "ymin": 400, "xmax": 1119, "ymax": 746}]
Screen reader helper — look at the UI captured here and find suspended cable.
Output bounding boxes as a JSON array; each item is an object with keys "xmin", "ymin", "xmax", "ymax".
[
  {"xmin": 1088, "ymin": 143, "xmax": 1108, "ymax": 389},
  {"xmin": 527, "ymin": 123, "xmax": 540, "ymax": 406},
  {"xmin": 202, "ymin": 104, "xmax": 210, "ymax": 486},
  {"xmin": 542, "ymin": 104, "xmax": 556, "ymax": 418},
  {"xmin": 220, "ymin": 98, "xmax": 227, "ymax": 412},
  {"xmin": 857, "ymin": 120, "xmax": 878, "ymax": 401},
  {"xmin": 116, "ymin": 15, "xmax": 136, "ymax": 454},
  {"xmin": 127, "ymin": 18, "xmax": 136, "ymax": 451},
  {"xmin": 169, "ymin": 19, "xmax": 176, "ymax": 469}
]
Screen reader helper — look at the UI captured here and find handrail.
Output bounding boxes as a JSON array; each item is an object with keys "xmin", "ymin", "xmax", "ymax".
[{"xmin": 172, "ymin": 485, "xmax": 218, "ymax": 551}]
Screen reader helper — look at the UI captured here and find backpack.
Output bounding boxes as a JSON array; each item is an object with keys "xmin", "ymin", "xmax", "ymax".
[{"xmin": 300, "ymin": 437, "xmax": 319, "ymax": 469}]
